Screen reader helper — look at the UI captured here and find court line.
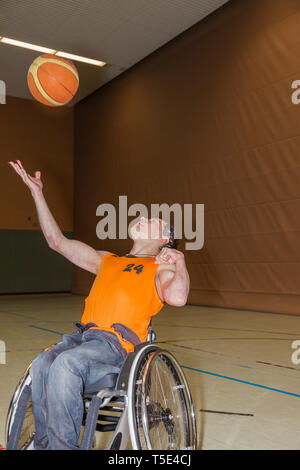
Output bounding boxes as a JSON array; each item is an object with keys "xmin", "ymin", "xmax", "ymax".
[
  {"xmin": 181, "ymin": 365, "xmax": 300, "ymax": 398},
  {"xmin": 155, "ymin": 323, "xmax": 300, "ymax": 337},
  {"xmin": 200, "ymin": 409, "xmax": 254, "ymax": 417},
  {"xmin": 29, "ymin": 325, "xmax": 64, "ymax": 335},
  {"xmin": 0, "ymin": 309, "xmax": 39, "ymax": 320},
  {"xmin": 0, "ymin": 326, "xmax": 50, "ymax": 346},
  {"xmin": 161, "ymin": 341, "xmax": 300, "ymax": 379}
]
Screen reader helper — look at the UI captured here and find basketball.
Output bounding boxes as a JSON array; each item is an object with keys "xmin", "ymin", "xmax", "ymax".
[{"xmin": 27, "ymin": 53, "xmax": 79, "ymax": 106}]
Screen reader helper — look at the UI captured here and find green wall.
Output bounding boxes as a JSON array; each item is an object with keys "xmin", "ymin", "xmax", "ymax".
[{"xmin": 0, "ymin": 230, "xmax": 73, "ymax": 293}]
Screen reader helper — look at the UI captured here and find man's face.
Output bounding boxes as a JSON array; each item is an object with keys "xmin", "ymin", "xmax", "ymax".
[{"xmin": 130, "ymin": 217, "xmax": 169, "ymax": 242}]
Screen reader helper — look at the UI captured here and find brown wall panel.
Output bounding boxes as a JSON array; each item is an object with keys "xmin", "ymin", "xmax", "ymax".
[
  {"xmin": 73, "ymin": 0, "xmax": 300, "ymax": 314},
  {"xmin": 1, "ymin": 96, "xmax": 74, "ymax": 231}
]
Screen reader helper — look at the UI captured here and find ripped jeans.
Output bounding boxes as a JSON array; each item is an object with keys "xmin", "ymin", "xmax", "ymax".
[{"xmin": 29, "ymin": 327, "xmax": 127, "ymax": 450}]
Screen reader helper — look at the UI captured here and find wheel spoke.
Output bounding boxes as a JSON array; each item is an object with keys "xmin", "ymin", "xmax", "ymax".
[{"xmin": 130, "ymin": 349, "xmax": 196, "ymax": 450}]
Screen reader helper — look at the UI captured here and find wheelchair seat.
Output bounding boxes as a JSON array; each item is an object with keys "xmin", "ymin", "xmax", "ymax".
[{"xmin": 84, "ymin": 373, "xmax": 118, "ymax": 396}]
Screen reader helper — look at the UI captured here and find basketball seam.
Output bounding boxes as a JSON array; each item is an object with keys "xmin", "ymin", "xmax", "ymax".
[
  {"xmin": 28, "ymin": 67, "xmax": 63, "ymax": 106},
  {"xmin": 39, "ymin": 65, "xmax": 75, "ymax": 99},
  {"xmin": 33, "ymin": 57, "xmax": 79, "ymax": 80}
]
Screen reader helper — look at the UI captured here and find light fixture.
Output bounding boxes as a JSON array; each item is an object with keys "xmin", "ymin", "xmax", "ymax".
[
  {"xmin": 55, "ymin": 51, "xmax": 106, "ymax": 67},
  {"xmin": 0, "ymin": 37, "xmax": 56, "ymax": 54},
  {"xmin": 0, "ymin": 36, "xmax": 107, "ymax": 67}
]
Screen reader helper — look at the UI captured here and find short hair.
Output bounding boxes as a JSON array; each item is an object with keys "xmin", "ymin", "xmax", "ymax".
[{"xmin": 159, "ymin": 222, "xmax": 178, "ymax": 251}]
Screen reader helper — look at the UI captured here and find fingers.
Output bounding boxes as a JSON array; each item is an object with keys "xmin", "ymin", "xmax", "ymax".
[
  {"xmin": 9, "ymin": 160, "xmax": 41, "ymax": 179},
  {"xmin": 8, "ymin": 160, "xmax": 24, "ymax": 179},
  {"xmin": 159, "ymin": 248, "xmax": 172, "ymax": 260},
  {"xmin": 155, "ymin": 248, "xmax": 183, "ymax": 265},
  {"xmin": 16, "ymin": 160, "xmax": 28, "ymax": 179},
  {"xmin": 155, "ymin": 248, "xmax": 173, "ymax": 264},
  {"xmin": 8, "ymin": 160, "xmax": 30, "ymax": 184},
  {"xmin": 8, "ymin": 160, "xmax": 23, "ymax": 173}
]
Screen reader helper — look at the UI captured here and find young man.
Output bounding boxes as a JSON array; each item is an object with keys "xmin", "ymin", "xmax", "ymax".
[{"xmin": 8, "ymin": 160, "xmax": 190, "ymax": 450}]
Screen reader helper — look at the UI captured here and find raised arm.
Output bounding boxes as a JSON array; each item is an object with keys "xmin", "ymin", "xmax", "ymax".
[{"xmin": 8, "ymin": 160, "xmax": 109, "ymax": 275}]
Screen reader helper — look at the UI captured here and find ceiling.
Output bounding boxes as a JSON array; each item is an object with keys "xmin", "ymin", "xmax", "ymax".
[{"xmin": 0, "ymin": 0, "xmax": 230, "ymax": 105}]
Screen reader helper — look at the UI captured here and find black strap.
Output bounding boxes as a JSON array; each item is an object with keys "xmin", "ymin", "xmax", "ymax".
[
  {"xmin": 111, "ymin": 323, "xmax": 141, "ymax": 347},
  {"xmin": 74, "ymin": 321, "xmax": 142, "ymax": 348},
  {"xmin": 74, "ymin": 321, "xmax": 97, "ymax": 334}
]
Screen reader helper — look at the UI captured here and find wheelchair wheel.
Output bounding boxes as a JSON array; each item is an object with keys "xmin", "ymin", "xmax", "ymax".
[
  {"xmin": 128, "ymin": 348, "xmax": 196, "ymax": 450},
  {"xmin": 6, "ymin": 367, "xmax": 35, "ymax": 450}
]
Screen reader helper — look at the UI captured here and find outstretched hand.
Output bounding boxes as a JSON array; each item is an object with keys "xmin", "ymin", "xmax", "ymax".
[{"xmin": 8, "ymin": 160, "xmax": 43, "ymax": 194}]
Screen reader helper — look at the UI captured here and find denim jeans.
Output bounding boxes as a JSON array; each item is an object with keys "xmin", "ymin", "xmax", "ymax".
[{"xmin": 29, "ymin": 328, "xmax": 127, "ymax": 450}]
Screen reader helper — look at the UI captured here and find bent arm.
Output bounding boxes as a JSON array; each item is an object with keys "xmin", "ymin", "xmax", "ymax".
[{"xmin": 158, "ymin": 256, "xmax": 190, "ymax": 307}]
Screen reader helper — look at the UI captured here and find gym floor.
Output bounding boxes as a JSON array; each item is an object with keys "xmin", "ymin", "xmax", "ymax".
[{"xmin": 1, "ymin": 293, "xmax": 300, "ymax": 450}]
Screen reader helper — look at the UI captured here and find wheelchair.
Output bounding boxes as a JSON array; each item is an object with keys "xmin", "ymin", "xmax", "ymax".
[{"xmin": 5, "ymin": 324, "xmax": 197, "ymax": 450}]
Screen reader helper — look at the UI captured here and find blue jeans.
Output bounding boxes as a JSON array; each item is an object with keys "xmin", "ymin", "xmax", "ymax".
[{"xmin": 29, "ymin": 328, "xmax": 127, "ymax": 450}]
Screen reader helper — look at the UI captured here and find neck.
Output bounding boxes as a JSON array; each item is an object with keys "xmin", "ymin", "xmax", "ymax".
[{"xmin": 129, "ymin": 240, "xmax": 160, "ymax": 257}]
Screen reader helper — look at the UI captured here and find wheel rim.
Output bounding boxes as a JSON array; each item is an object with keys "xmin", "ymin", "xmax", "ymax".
[
  {"xmin": 18, "ymin": 396, "xmax": 35, "ymax": 450},
  {"xmin": 129, "ymin": 349, "xmax": 196, "ymax": 450},
  {"xmin": 127, "ymin": 345, "xmax": 160, "ymax": 449},
  {"xmin": 6, "ymin": 369, "xmax": 35, "ymax": 450}
]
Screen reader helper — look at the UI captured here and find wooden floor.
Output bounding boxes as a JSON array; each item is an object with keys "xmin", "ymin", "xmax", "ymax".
[{"xmin": 1, "ymin": 293, "xmax": 300, "ymax": 450}]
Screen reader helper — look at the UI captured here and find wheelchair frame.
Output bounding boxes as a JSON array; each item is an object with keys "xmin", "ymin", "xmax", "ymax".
[{"xmin": 6, "ymin": 327, "xmax": 197, "ymax": 450}]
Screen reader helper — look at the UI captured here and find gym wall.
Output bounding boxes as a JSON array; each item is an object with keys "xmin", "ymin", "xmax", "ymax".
[
  {"xmin": 0, "ymin": 96, "xmax": 74, "ymax": 293},
  {"xmin": 73, "ymin": 0, "xmax": 300, "ymax": 315}
]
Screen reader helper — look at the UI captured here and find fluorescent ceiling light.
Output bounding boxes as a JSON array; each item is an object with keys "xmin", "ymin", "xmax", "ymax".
[
  {"xmin": 0, "ymin": 36, "xmax": 107, "ymax": 67},
  {"xmin": 0, "ymin": 37, "xmax": 55, "ymax": 54},
  {"xmin": 55, "ymin": 51, "xmax": 106, "ymax": 67}
]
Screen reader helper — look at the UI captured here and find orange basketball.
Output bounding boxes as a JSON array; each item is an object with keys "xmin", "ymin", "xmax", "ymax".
[{"xmin": 27, "ymin": 54, "xmax": 79, "ymax": 106}]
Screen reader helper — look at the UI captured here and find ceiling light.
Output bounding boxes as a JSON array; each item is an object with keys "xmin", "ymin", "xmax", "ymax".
[
  {"xmin": 0, "ymin": 36, "xmax": 107, "ymax": 67},
  {"xmin": 55, "ymin": 51, "xmax": 106, "ymax": 67},
  {"xmin": 0, "ymin": 37, "xmax": 55, "ymax": 54}
]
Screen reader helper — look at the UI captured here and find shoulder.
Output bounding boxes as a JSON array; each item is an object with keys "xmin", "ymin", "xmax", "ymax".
[
  {"xmin": 96, "ymin": 250, "xmax": 113, "ymax": 260},
  {"xmin": 93, "ymin": 251, "xmax": 113, "ymax": 274}
]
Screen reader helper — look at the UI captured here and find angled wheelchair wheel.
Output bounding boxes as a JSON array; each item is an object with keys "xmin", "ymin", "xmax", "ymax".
[
  {"xmin": 6, "ymin": 367, "xmax": 35, "ymax": 450},
  {"xmin": 128, "ymin": 348, "xmax": 197, "ymax": 450},
  {"xmin": 6, "ymin": 344, "xmax": 56, "ymax": 450}
]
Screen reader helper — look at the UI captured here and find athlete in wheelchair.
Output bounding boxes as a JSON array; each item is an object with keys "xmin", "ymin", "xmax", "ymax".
[{"xmin": 6, "ymin": 160, "xmax": 196, "ymax": 450}]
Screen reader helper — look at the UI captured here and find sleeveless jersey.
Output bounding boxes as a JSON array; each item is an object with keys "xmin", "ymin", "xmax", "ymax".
[{"xmin": 81, "ymin": 253, "xmax": 164, "ymax": 353}]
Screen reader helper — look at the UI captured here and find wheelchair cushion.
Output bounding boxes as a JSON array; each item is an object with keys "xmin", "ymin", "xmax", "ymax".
[{"xmin": 83, "ymin": 373, "xmax": 119, "ymax": 397}]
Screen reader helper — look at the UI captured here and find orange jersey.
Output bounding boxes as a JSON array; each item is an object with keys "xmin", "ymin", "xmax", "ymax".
[{"xmin": 81, "ymin": 253, "xmax": 164, "ymax": 353}]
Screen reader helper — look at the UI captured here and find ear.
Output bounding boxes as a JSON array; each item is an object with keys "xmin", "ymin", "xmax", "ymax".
[{"xmin": 159, "ymin": 237, "xmax": 169, "ymax": 247}]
